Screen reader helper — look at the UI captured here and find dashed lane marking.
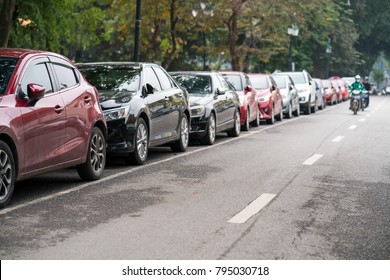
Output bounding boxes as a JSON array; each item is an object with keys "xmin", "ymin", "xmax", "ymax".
[
  {"xmin": 302, "ymin": 154, "xmax": 323, "ymax": 165},
  {"xmin": 332, "ymin": 136, "xmax": 345, "ymax": 142}
]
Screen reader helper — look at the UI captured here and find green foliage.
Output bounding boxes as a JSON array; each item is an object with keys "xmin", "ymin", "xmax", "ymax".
[{"xmin": 2, "ymin": 0, "xmax": 388, "ymax": 75}]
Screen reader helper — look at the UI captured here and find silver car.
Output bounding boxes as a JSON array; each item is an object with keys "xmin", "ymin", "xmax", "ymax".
[{"xmin": 272, "ymin": 74, "xmax": 300, "ymax": 118}]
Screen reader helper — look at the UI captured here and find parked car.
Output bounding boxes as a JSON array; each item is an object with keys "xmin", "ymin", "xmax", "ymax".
[
  {"xmin": 330, "ymin": 76, "xmax": 348, "ymax": 101},
  {"xmin": 220, "ymin": 71, "xmax": 259, "ymax": 131},
  {"xmin": 276, "ymin": 70, "xmax": 317, "ymax": 114},
  {"xmin": 330, "ymin": 80, "xmax": 342, "ymax": 103},
  {"xmin": 313, "ymin": 78, "xmax": 326, "ymax": 110},
  {"xmin": 0, "ymin": 48, "xmax": 107, "ymax": 208},
  {"xmin": 248, "ymin": 73, "xmax": 283, "ymax": 124},
  {"xmin": 272, "ymin": 73, "xmax": 300, "ymax": 119},
  {"xmin": 322, "ymin": 79, "xmax": 337, "ymax": 105},
  {"xmin": 77, "ymin": 62, "xmax": 190, "ymax": 165},
  {"xmin": 170, "ymin": 71, "xmax": 241, "ymax": 145}
]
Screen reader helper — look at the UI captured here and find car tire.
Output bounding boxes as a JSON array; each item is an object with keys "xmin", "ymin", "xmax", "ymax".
[
  {"xmin": 251, "ymin": 106, "xmax": 260, "ymax": 127},
  {"xmin": 293, "ymin": 103, "xmax": 300, "ymax": 117},
  {"xmin": 305, "ymin": 99, "xmax": 311, "ymax": 115},
  {"xmin": 227, "ymin": 109, "xmax": 240, "ymax": 137},
  {"xmin": 201, "ymin": 113, "xmax": 216, "ymax": 145},
  {"xmin": 267, "ymin": 105, "xmax": 275, "ymax": 124},
  {"xmin": 242, "ymin": 108, "xmax": 250, "ymax": 131},
  {"xmin": 311, "ymin": 99, "xmax": 317, "ymax": 113},
  {"xmin": 171, "ymin": 114, "xmax": 189, "ymax": 152},
  {"xmin": 276, "ymin": 107, "xmax": 283, "ymax": 121},
  {"xmin": 127, "ymin": 118, "xmax": 148, "ymax": 165},
  {"xmin": 77, "ymin": 127, "xmax": 106, "ymax": 180},
  {"xmin": 0, "ymin": 141, "xmax": 16, "ymax": 208},
  {"xmin": 286, "ymin": 103, "xmax": 292, "ymax": 119}
]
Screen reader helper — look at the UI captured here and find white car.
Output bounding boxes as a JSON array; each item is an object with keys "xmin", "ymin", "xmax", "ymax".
[{"xmin": 276, "ymin": 70, "xmax": 317, "ymax": 114}]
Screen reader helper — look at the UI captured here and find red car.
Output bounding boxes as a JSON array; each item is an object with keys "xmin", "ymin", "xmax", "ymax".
[
  {"xmin": 329, "ymin": 76, "xmax": 348, "ymax": 101},
  {"xmin": 0, "ymin": 48, "xmax": 107, "ymax": 208},
  {"xmin": 321, "ymin": 79, "xmax": 338, "ymax": 105},
  {"xmin": 248, "ymin": 73, "xmax": 283, "ymax": 124},
  {"xmin": 220, "ymin": 71, "xmax": 259, "ymax": 131}
]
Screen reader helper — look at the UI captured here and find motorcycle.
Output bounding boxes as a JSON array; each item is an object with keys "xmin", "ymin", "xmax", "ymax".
[
  {"xmin": 350, "ymin": 89, "xmax": 362, "ymax": 115},
  {"xmin": 361, "ymin": 89, "xmax": 369, "ymax": 108}
]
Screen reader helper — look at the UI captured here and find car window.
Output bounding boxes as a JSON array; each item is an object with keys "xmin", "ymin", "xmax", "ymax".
[
  {"xmin": 52, "ymin": 63, "xmax": 78, "ymax": 89},
  {"xmin": 153, "ymin": 66, "xmax": 174, "ymax": 90},
  {"xmin": 172, "ymin": 74, "xmax": 212, "ymax": 94},
  {"xmin": 144, "ymin": 66, "xmax": 162, "ymax": 91},
  {"xmin": 222, "ymin": 74, "xmax": 243, "ymax": 91},
  {"xmin": 78, "ymin": 64, "xmax": 140, "ymax": 92},
  {"xmin": 217, "ymin": 74, "xmax": 229, "ymax": 89},
  {"xmin": 287, "ymin": 72, "xmax": 306, "ymax": 85},
  {"xmin": 249, "ymin": 75, "xmax": 269, "ymax": 90},
  {"xmin": 272, "ymin": 76, "xmax": 287, "ymax": 89},
  {"xmin": 0, "ymin": 57, "xmax": 18, "ymax": 95},
  {"xmin": 20, "ymin": 62, "xmax": 53, "ymax": 94}
]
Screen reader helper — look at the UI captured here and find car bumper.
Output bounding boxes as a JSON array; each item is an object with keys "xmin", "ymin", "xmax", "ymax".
[
  {"xmin": 106, "ymin": 120, "xmax": 136, "ymax": 155},
  {"xmin": 189, "ymin": 117, "xmax": 208, "ymax": 138}
]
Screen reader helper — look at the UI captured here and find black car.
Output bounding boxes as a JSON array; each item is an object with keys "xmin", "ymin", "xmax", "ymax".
[
  {"xmin": 77, "ymin": 62, "xmax": 190, "ymax": 165},
  {"xmin": 170, "ymin": 71, "xmax": 241, "ymax": 145}
]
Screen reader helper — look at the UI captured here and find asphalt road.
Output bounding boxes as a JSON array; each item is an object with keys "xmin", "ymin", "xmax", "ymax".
[{"xmin": 1, "ymin": 96, "xmax": 389, "ymax": 260}]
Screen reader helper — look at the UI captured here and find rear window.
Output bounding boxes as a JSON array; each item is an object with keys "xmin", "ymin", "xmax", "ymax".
[
  {"xmin": 78, "ymin": 64, "xmax": 140, "ymax": 92},
  {"xmin": 0, "ymin": 57, "xmax": 18, "ymax": 94},
  {"xmin": 172, "ymin": 74, "xmax": 212, "ymax": 94},
  {"xmin": 249, "ymin": 76, "xmax": 269, "ymax": 90},
  {"xmin": 222, "ymin": 74, "xmax": 243, "ymax": 91}
]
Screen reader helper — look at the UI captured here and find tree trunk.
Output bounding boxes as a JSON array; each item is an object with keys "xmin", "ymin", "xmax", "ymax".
[
  {"xmin": 0, "ymin": 0, "xmax": 16, "ymax": 47},
  {"xmin": 162, "ymin": 0, "xmax": 178, "ymax": 70}
]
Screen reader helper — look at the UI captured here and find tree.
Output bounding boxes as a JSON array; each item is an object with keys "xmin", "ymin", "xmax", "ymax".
[{"xmin": 0, "ymin": 0, "xmax": 16, "ymax": 47}]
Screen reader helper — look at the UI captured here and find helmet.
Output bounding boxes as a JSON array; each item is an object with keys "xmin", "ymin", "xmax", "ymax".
[
  {"xmin": 355, "ymin": 75, "xmax": 361, "ymax": 81},
  {"xmin": 364, "ymin": 76, "xmax": 369, "ymax": 80}
]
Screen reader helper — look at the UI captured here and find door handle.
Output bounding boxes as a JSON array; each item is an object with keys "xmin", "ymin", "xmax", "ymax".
[
  {"xmin": 54, "ymin": 105, "xmax": 64, "ymax": 114},
  {"xmin": 84, "ymin": 95, "xmax": 92, "ymax": 104}
]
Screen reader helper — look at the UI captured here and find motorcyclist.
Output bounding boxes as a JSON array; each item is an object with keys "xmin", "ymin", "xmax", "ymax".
[
  {"xmin": 362, "ymin": 76, "xmax": 371, "ymax": 107},
  {"xmin": 349, "ymin": 75, "xmax": 364, "ymax": 109}
]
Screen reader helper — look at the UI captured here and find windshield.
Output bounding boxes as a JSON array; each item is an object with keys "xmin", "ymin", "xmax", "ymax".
[
  {"xmin": 222, "ymin": 74, "xmax": 243, "ymax": 91},
  {"xmin": 272, "ymin": 76, "xmax": 287, "ymax": 89},
  {"xmin": 0, "ymin": 57, "xmax": 18, "ymax": 94},
  {"xmin": 249, "ymin": 76, "xmax": 269, "ymax": 90},
  {"xmin": 287, "ymin": 72, "xmax": 306, "ymax": 85},
  {"xmin": 78, "ymin": 64, "xmax": 140, "ymax": 92},
  {"xmin": 172, "ymin": 74, "xmax": 212, "ymax": 94}
]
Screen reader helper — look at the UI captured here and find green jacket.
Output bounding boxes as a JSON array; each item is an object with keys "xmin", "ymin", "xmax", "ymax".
[{"xmin": 349, "ymin": 82, "xmax": 364, "ymax": 95}]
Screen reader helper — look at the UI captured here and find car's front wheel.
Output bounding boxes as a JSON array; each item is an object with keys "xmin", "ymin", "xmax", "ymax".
[
  {"xmin": 128, "ymin": 118, "xmax": 149, "ymax": 165},
  {"xmin": 171, "ymin": 114, "xmax": 189, "ymax": 151},
  {"xmin": 0, "ymin": 141, "xmax": 15, "ymax": 208},
  {"xmin": 227, "ymin": 109, "xmax": 240, "ymax": 137},
  {"xmin": 201, "ymin": 113, "xmax": 216, "ymax": 145},
  {"xmin": 77, "ymin": 127, "xmax": 106, "ymax": 180}
]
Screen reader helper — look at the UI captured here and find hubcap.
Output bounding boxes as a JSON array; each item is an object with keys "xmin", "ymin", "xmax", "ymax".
[
  {"xmin": 235, "ymin": 111, "xmax": 240, "ymax": 134},
  {"xmin": 209, "ymin": 115, "xmax": 216, "ymax": 142},
  {"xmin": 137, "ymin": 123, "xmax": 148, "ymax": 160},
  {"xmin": 181, "ymin": 116, "xmax": 189, "ymax": 147},
  {"xmin": 0, "ymin": 150, "xmax": 12, "ymax": 200},
  {"xmin": 90, "ymin": 132, "xmax": 105, "ymax": 172}
]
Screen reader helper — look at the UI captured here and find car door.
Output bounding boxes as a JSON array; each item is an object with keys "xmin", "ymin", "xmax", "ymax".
[
  {"xmin": 153, "ymin": 66, "xmax": 183, "ymax": 138},
  {"xmin": 49, "ymin": 56, "xmax": 92, "ymax": 162},
  {"xmin": 18, "ymin": 57, "xmax": 67, "ymax": 173},
  {"xmin": 142, "ymin": 65, "xmax": 168, "ymax": 143},
  {"xmin": 216, "ymin": 74, "xmax": 235, "ymax": 126}
]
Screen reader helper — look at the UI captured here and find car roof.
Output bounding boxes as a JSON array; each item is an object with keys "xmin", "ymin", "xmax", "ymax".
[
  {"xmin": 0, "ymin": 48, "xmax": 59, "ymax": 58},
  {"xmin": 170, "ymin": 71, "xmax": 217, "ymax": 76},
  {"xmin": 76, "ymin": 61, "xmax": 146, "ymax": 67}
]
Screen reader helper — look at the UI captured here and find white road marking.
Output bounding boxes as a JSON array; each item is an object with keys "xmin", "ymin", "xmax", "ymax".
[
  {"xmin": 349, "ymin": 125, "xmax": 357, "ymax": 130},
  {"xmin": 302, "ymin": 154, "xmax": 323, "ymax": 165},
  {"xmin": 332, "ymin": 136, "xmax": 344, "ymax": 142},
  {"xmin": 359, "ymin": 118, "xmax": 365, "ymax": 122},
  {"xmin": 228, "ymin": 193, "xmax": 276, "ymax": 224}
]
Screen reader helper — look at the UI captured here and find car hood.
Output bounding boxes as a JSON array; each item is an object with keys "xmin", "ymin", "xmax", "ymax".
[
  {"xmin": 257, "ymin": 89, "xmax": 271, "ymax": 97},
  {"xmin": 98, "ymin": 90, "xmax": 135, "ymax": 110},
  {"xmin": 189, "ymin": 94, "xmax": 214, "ymax": 106}
]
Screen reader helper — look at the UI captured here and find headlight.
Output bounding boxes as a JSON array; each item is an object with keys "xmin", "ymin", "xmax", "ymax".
[
  {"xmin": 299, "ymin": 96, "xmax": 306, "ymax": 102},
  {"xmin": 104, "ymin": 107, "xmax": 129, "ymax": 121},
  {"xmin": 191, "ymin": 105, "xmax": 206, "ymax": 117}
]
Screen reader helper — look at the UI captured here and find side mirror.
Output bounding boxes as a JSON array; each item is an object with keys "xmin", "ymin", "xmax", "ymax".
[
  {"xmin": 143, "ymin": 83, "xmax": 156, "ymax": 97},
  {"xmin": 216, "ymin": 87, "xmax": 226, "ymax": 95},
  {"xmin": 245, "ymin": 85, "xmax": 253, "ymax": 92},
  {"xmin": 271, "ymin": 85, "xmax": 276, "ymax": 91},
  {"xmin": 27, "ymin": 83, "xmax": 45, "ymax": 100}
]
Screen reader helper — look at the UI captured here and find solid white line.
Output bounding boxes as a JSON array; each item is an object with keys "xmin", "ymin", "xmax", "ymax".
[
  {"xmin": 302, "ymin": 154, "xmax": 323, "ymax": 165},
  {"xmin": 349, "ymin": 125, "xmax": 357, "ymax": 130},
  {"xmin": 332, "ymin": 136, "xmax": 344, "ymax": 142},
  {"xmin": 228, "ymin": 193, "xmax": 276, "ymax": 224}
]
